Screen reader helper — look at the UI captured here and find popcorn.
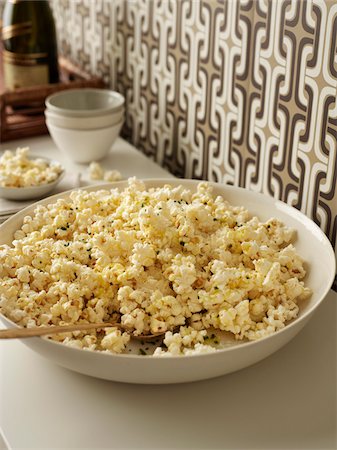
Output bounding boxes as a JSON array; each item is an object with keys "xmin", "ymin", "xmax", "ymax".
[
  {"xmin": 88, "ymin": 162, "xmax": 104, "ymax": 180},
  {"xmin": 100, "ymin": 327, "xmax": 130, "ymax": 353},
  {"xmin": 0, "ymin": 147, "xmax": 63, "ymax": 187},
  {"xmin": 89, "ymin": 162, "xmax": 122, "ymax": 182},
  {"xmin": 0, "ymin": 179, "xmax": 311, "ymax": 356},
  {"xmin": 104, "ymin": 170, "xmax": 122, "ymax": 182}
]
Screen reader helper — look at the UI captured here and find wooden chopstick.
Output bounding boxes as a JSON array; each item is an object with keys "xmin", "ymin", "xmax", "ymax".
[
  {"xmin": 0, "ymin": 322, "xmax": 165, "ymax": 340},
  {"xmin": 0, "ymin": 322, "xmax": 116, "ymax": 339}
]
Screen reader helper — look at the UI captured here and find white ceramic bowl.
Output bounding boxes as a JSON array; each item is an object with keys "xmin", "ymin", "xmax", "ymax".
[
  {"xmin": 0, "ymin": 157, "xmax": 65, "ymax": 200},
  {"xmin": 0, "ymin": 180, "xmax": 335, "ymax": 384},
  {"xmin": 44, "ymin": 108, "xmax": 125, "ymax": 130},
  {"xmin": 46, "ymin": 119, "xmax": 123, "ymax": 163},
  {"xmin": 45, "ymin": 88, "xmax": 125, "ymax": 117}
]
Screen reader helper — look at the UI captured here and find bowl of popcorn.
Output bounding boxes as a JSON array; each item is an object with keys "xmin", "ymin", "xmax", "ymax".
[
  {"xmin": 45, "ymin": 88, "xmax": 125, "ymax": 163},
  {"xmin": 0, "ymin": 147, "xmax": 65, "ymax": 200},
  {"xmin": 0, "ymin": 179, "xmax": 335, "ymax": 384}
]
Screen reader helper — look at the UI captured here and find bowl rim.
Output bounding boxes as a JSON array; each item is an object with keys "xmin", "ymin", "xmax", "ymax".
[
  {"xmin": 44, "ymin": 107, "xmax": 125, "ymax": 120},
  {"xmin": 45, "ymin": 88, "xmax": 125, "ymax": 117},
  {"xmin": 45, "ymin": 118, "xmax": 124, "ymax": 132},
  {"xmin": 0, "ymin": 178, "xmax": 335, "ymax": 359},
  {"xmin": 0, "ymin": 155, "xmax": 65, "ymax": 192}
]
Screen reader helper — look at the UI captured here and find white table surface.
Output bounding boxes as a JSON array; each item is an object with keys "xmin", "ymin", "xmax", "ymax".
[{"xmin": 0, "ymin": 136, "xmax": 336, "ymax": 450}]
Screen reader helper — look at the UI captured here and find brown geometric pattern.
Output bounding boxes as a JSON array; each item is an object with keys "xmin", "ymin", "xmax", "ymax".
[
  {"xmin": 6, "ymin": 0, "xmax": 337, "ymax": 285},
  {"xmin": 49, "ymin": 0, "xmax": 114, "ymax": 86}
]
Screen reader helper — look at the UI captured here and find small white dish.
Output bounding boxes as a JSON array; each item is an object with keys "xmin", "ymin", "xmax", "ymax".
[
  {"xmin": 45, "ymin": 88, "xmax": 125, "ymax": 117},
  {"xmin": 46, "ymin": 119, "xmax": 123, "ymax": 163},
  {"xmin": 0, "ymin": 180, "xmax": 335, "ymax": 384},
  {"xmin": 45, "ymin": 108, "xmax": 125, "ymax": 130},
  {"xmin": 0, "ymin": 157, "xmax": 65, "ymax": 201}
]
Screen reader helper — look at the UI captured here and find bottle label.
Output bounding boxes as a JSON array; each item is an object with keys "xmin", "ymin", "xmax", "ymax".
[{"xmin": 3, "ymin": 50, "xmax": 49, "ymax": 89}]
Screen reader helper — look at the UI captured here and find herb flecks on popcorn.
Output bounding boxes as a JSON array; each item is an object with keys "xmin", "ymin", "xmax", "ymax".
[{"xmin": 0, "ymin": 178, "xmax": 311, "ymax": 356}]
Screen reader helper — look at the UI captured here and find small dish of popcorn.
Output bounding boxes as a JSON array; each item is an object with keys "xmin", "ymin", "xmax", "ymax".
[{"xmin": 0, "ymin": 147, "xmax": 65, "ymax": 200}]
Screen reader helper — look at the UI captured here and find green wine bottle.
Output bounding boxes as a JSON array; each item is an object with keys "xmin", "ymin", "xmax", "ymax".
[{"xmin": 1, "ymin": 0, "xmax": 59, "ymax": 90}]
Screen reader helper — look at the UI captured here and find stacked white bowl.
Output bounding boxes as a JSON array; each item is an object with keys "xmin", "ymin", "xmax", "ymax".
[{"xmin": 45, "ymin": 88, "xmax": 125, "ymax": 163}]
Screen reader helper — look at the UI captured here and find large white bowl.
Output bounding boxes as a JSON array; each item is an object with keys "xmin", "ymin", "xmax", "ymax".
[
  {"xmin": 45, "ymin": 88, "xmax": 125, "ymax": 117},
  {"xmin": 46, "ymin": 119, "xmax": 123, "ymax": 163},
  {"xmin": 45, "ymin": 108, "xmax": 125, "ymax": 130},
  {"xmin": 0, "ymin": 180, "xmax": 335, "ymax": 384}
]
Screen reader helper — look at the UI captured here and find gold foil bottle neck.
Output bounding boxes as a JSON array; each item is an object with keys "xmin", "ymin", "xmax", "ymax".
[{"xmin": 2, "ymin": 21, "xmax": 32, "ymax": 40}]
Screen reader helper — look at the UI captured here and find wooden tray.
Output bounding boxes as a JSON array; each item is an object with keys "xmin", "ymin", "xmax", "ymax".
[{"xmin": 0, "ymin": 56, "xmax": 105, "ymax": 143}]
